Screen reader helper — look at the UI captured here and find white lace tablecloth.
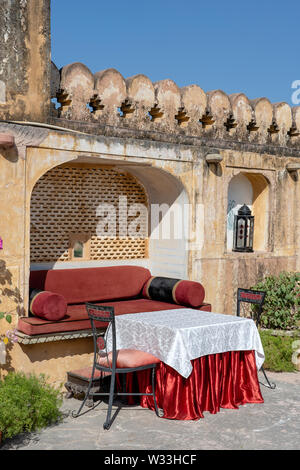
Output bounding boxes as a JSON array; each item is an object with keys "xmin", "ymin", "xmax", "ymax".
[{"xmin": 105, "ymin": 309, "xmax": 265, "ymax": 378}]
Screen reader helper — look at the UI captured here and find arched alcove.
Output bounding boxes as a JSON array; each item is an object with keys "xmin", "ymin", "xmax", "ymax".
[
  {"xmin": 227, "ymin": 172, "xmax": 269, "ymax": 252},
  {"xmin": 30, "ymin": 160, "xmax": 190, "ymax": 279},
  {"xmin": 30, "ymin": 163, "xmax": 149, "ymax": 265},
  {"xmin": 125, "ymin": 165, "xmax": 189, "ymax": 278}
]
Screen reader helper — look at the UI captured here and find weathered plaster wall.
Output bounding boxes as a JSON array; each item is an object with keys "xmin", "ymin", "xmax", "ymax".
[
  {"xmin": 0, "ymin": 0, "xmax": 51, "ymax": 122},
  {"xmin": 1, "ymin": 0, "xmax": 300, "ymax": 384},
  {"xmin": 1, "ymin": 124, "xmax": 299, "ymax": 316},
  {"xmin": 0, "ymin": 120, "xmax": 300, "ymax": 383},
  {"xmin": 0, "ymin": 144, "xmax": 26, "ymax": 330},
  {"xmin": 7, "ymin": 338, "xmax": 94, "ymax": 388},
  {"xmin": 194, "ymin": 148, "xmax": 299, "ymax": 315},
  {"xmin": 0, "ymin": 126, "xmax": 194, "ymax": 382}
]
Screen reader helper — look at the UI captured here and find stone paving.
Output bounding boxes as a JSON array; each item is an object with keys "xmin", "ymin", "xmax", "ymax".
[{"xmin": 1, "ymin": 371, "xmax": 300, "ymax": 451}]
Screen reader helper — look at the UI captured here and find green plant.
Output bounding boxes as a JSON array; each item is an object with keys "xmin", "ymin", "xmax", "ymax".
[
  {"xmin": 0, "ymin": 312, "xmax": 18, "ymax": 366},
  {"xmin": 251, "ymin": 271, "xmax": 300, "ymax": 330},
  {"xmin": 0, "ymin": 260, "xmax": 23, "ymax": 361},
  {"xmin": 259, "ymin": 330, "xmax": 297, "ymax": 372},
  {"xmin": 0, "ymin": 372, "xmax": 63, "ymax": 441},
  {"xmin": 0, "ymin": 312, "xmax": 12, "ymax": 325}
]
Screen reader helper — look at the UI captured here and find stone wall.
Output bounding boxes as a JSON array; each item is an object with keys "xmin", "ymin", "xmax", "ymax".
[
  {"xmin": 0, "ymin": 0, "xmax": 51, "ymax": 122},
  {"xmin": 1, "ymin": 0, "xmax": 300, "ymax": 384},
  {"xmin": 46, "ymin": 61, "xmax": 300, "ymax": 155}
]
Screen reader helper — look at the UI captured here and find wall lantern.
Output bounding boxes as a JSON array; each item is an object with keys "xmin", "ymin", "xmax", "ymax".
[{"xmin": 232, "ymin": 204, "xmax": 254, "ymax": 252}]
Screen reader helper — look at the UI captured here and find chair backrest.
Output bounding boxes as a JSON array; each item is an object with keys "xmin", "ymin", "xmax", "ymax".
[
  {"xmin": 236, "ymin": 288, "xmax": 266, "ymax": 326},
  {"xmin": 85, "ymin": 303, "xmax": 117, "ymax": 370}
]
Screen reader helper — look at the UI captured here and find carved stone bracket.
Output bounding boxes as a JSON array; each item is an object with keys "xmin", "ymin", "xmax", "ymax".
[
  {"xmin": 224, "ymin": 113, "xmax": 237, "ymax": 132},
  {"xmin": 0, "ymin": 123, "xmax": 49, "ymax": 160},
  {"xmin": 268, "ymin": 120, "xmax": 280, "ymax": 135},
  {"xmin": 56, "ymin": 88, "xmax": 72, "ymax": 115},
  {"xmin": 89, "ymin": 94, "xmax": 105, "ymax": 115},
  {"xmin": 199, "ymin": 108, "xmax": 215, "ymax": 128},
  {"xmin": 120, "ymin": 99, "xmax": 135, "ymax": 118},
  {"xmin": 175, "ymin": 107, "xmax": 190, "ymax": 126},
  {"xmin": 247, "ymin": 119, "xmax": 259, "ymax": 132},
  {"xmin": 149, "ymin": 103, "xmax": 164, "ymax": 122}
]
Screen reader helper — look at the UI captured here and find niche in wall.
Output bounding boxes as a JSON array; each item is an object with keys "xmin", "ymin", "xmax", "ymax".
[{"xmin": 227, "ymin": 172, "xmax": 269, "ymax": 252}]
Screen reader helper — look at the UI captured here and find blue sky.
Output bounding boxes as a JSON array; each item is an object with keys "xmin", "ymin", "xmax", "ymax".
[{"xmin": 51, "ymin": 0, "xmax": 300, "ymax": 105}]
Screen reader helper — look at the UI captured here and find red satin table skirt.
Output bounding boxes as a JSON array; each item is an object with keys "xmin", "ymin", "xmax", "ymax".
[{"xmin": 121, "ymin": 350, "xmax": 264, "ymax": 420}]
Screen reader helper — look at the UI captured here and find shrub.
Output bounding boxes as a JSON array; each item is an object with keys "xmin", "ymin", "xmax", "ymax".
[
  {"xmin": 259, "ymin": 330, "xmax": 297, "ymax": 372},
  {"xmin": 0, "ymin": 372, "xmax": 63, "ymax": 441},
  {"xmin": 251, "ymin": 271, "xmax": 300, "ymax": 330}
]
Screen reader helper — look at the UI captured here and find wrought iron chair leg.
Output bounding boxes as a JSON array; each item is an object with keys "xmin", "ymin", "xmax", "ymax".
[
  {"xmin": 260, "ymin": 366, "xmax": 276, "ymax": 389},
  {"xmin": 152, "ymin": 367, "xmax": 163, "ymax": 417},
  {"xmin": 103, "ymin": 371, "xmax": 116, "ymax": 430},
  {"xmin": 72, "ymin": 367, "xmax": 95, "ymax": 418}
]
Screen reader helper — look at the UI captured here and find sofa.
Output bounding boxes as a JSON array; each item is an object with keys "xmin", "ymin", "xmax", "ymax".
[{"xmin": 17, "ymin": 266, "xmax": 211, "ymax": 336}]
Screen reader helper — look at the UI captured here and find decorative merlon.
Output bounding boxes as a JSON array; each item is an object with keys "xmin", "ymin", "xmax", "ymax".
[{"xmin": 48, "ymin": 61, "xmax": 300, "ymax": 149}]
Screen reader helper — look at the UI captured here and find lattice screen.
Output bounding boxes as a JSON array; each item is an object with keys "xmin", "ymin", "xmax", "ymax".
[{"xmin": 30, "ymin": 165, "xmax": 148, "ymax": 263}]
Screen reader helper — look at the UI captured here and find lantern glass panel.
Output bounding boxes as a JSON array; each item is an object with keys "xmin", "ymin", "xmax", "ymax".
[
  {"xmin": 248, "ymin": 217, "xmax": 254, "ymax": 250},
  {"xmin": 232, "ymin": 204, "xmax": 254, "ymax": 252},
  {"xmin": 236, "ymin": 218, "xmax": 246, "ymax": 249}
]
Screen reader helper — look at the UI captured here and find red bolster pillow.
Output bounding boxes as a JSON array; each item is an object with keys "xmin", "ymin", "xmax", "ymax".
[
  {"xmin": 29, "ymin": 289, "xmax": 67, "ymax": 321},
  {"xmin": 142, "ymin": 276, "xmax": 205, "ymax": 308}
]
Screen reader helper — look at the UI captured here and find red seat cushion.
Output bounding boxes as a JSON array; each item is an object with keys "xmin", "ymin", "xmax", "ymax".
[
  {"xmin": 67, "ymin": 366, "xmax": 111, "ymax": 379},
  {"xmin": 98, "ymin": 349, "xmax": 160, "ymax": 369},
  {"xmin": 17, "ymin": 299, "xmax": 212, "ymax": 336}
]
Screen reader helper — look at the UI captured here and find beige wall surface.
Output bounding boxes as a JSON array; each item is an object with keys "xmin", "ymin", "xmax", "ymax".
[
  {"xmin": 1, "ymin": 0, "xmax": 300, "ymax": 385},
  {"xmin": 0, "ymin": 124, "xmax": 300, "ymax": 384}
]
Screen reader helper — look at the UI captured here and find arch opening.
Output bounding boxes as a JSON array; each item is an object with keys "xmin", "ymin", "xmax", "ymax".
[
  {"xmin": 227, "ymin": 172, "xmax": 270, "ymax": 252},
  {"xmin": 30, "ymin": 163, "xmax": 149, "ymax": 266},
  {"xmin": 30, "ymin": 160, "xmax": 190, "ymax": 279}
]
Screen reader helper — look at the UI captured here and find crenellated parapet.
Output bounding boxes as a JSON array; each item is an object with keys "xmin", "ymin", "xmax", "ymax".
[{"xmin": 50, "ymin": 61, "xmax": 300, "ymax": 149}]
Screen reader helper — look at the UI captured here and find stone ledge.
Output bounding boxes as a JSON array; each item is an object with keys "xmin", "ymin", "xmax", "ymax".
[
  {"xmin": 48, "ymin": 116, "xmax": 300, "ymax": 157},
  {"xmin": 15, "ymin": 328, "xmax": 105, "ymax": 345}
]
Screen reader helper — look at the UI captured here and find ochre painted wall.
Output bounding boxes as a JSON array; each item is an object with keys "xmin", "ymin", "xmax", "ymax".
[
  {"xmin": 0, "ymin": 128, "xmax": 299, "ymax": 384},
  {"xmin": 1, "ymin": 2, "xmax": 300, "ymax": 384}
]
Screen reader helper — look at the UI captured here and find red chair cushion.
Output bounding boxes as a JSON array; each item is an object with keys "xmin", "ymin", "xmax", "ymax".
[
  {"xmin": 142, "ymin": 276, "xmax": 205, "ymax": 308},
  {"xmin": 29, "ymin": 290, "xmax": 67, "ymax": 321},
  {"xmin": 98, "ymin": 349, "xmax": 160, "ymax": 369}
]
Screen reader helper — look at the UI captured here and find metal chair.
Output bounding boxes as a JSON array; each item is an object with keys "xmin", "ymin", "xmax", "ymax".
[
  {"xmin": 72, "ymin": 303, "xmax": 161, "ymax": 430},
  {"xmin": 236, "ymin": 288, "xmax": 276, "ymax": 389}
]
